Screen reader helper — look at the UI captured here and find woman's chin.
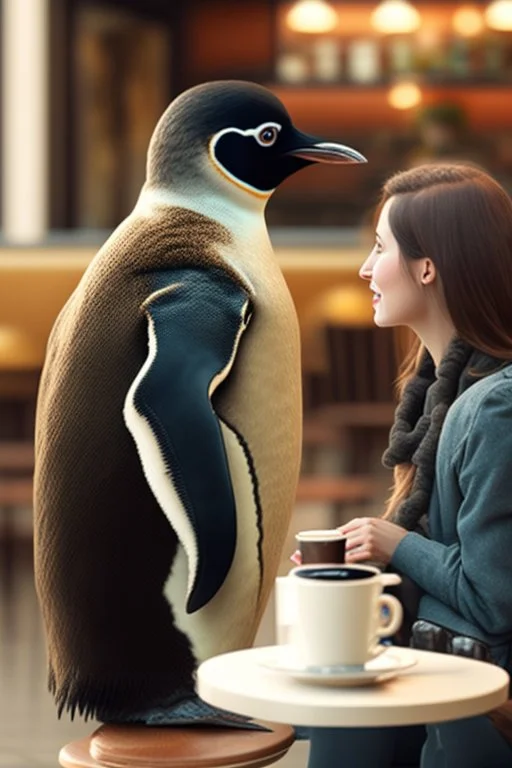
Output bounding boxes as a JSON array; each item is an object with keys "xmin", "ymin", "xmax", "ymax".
[
  {"xmin": 373, "ymin": 306, "xmax": 387, "ymax": 326},
  {"xmin": 373, "ymin": 307, "xmax": 397, "ymax": 328}
]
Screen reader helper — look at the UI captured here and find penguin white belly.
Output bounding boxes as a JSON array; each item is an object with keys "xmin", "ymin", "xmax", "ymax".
[{"xmin": 217, "ymin": 234, "xmax": 303, "ymax": 610}]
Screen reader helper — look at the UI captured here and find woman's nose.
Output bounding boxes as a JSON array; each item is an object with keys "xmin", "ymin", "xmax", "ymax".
[{"xmin": 359, "ymin": 255, "xmax": 373, "ymax": 281}]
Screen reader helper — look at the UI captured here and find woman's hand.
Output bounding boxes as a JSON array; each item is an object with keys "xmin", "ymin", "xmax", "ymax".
[
  {"xmin": 340, "ymin": 517, "xmax": 408, "ymax": 565},
  {"xmin": 290, "ymin": 550, "xmax": 301, "ymax": 566}
]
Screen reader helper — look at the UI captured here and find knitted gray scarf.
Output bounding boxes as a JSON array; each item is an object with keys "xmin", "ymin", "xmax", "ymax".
[{"xmin": 383, "ymin": 336, "xmax": 503, "ymax": 532}]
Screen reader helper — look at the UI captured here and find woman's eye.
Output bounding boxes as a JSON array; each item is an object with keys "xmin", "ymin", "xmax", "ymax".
[{"xmin": 256, "ymin": 126, "xmax": 279, "ymax": 147}]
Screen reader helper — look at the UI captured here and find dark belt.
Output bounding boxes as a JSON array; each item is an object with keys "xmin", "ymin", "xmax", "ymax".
[
  {"xmin": 410, "ymin": 619, "xmax": 494, "ymax": 664},
  {"xmin": 411, "ymin": 620, "xmax": 512, "ymax": 734}
]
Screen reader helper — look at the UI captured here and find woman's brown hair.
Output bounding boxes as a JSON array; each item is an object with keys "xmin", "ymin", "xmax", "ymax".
[{"xmin": 381, "ymin": 164, "xmax": 512, "ymax": 518}]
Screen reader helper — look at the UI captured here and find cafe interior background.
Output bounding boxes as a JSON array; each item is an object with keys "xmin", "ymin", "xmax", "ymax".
[{"xmin": 0, "ymin": 0, "xmax": 511, "ymax": 764}]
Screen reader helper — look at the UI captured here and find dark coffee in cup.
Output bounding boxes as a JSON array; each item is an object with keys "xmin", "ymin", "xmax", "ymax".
[
  {"xmin": 295, "ymin": 566, "xmax": 373, "ymax": 581},
  {"xmin": 296, "ymin": 530, "xmax": 346, "ymax": 565}
]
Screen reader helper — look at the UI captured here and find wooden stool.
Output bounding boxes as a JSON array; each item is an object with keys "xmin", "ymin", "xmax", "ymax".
[{"xmin": 59, "ymin": 721, "xmax": 295, "ymax": 768}]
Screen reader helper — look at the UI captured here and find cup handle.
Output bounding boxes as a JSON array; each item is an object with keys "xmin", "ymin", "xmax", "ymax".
[
  {"xmin": 368, "ymin": 643, "xmax": 387, "ymax": 660},
  {"xmin": 376, "ymin": 594, "xmax": 403, "ymax": 638},
  {"xmin": 380, "ymin": 573, "xmax": 402, "ymax": 587}
]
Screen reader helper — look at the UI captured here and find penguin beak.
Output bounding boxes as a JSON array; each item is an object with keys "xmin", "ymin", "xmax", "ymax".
[{"xmin": 285, "ymin": 131, "xmax": 367, "ymax": 165}]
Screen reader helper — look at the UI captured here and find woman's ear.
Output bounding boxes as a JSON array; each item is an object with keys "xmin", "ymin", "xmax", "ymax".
[{"xmin": 420, "ymin": 258, "xmax": 437, "ymax": 286}]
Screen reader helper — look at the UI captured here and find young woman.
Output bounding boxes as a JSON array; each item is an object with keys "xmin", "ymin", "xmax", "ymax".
[{"xmin": 306, "ymin": 163, "xmax": 512, "ymax": 768}]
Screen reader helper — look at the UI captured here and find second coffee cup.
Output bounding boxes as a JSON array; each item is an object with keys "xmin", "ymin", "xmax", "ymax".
[{"xmin": 296, "ymin": 529, "xmax": 346, "ymax": 564}]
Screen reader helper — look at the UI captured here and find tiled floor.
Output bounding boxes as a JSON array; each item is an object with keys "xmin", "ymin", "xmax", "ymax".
[{"xmin": 0, "ymin": 496, "xmax": 372, "ymax": 767}]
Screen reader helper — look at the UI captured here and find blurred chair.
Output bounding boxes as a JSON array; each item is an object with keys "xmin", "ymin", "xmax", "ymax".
[
  {"xmin": 298, "ymin": 281, "xmax": 400, "ymax": 522},
  {"xmin": 326, "ymin": 324, "xmax": 396, "ymax": 405},
  {"xmin": 300, "ymin": 394, "xmax": 380, "ymax": 526},
  {"xmin": 296, "ymin": 473, "xmax": 377, "ymax": 506},
  {"xmin": 0, "ymin": 324, "xmax": 39, "ymax": 538},
  {"xmin": 313, "ymin": 323, "xmax": 398, "ymax": 475},
  {"xmin": 59, "ymin": 721, "xmax": 295, "ymax": 768},
  {"xmin": 0, "ymin": 440, "xmax": 34, "ymax": 541}
]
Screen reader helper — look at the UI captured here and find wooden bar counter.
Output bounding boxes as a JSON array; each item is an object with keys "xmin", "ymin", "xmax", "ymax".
[{"xmin": 0, "ymin": 242, "xmax": 372, "ymax": 386}]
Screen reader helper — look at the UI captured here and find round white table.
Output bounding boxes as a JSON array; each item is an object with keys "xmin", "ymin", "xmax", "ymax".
[{"xmin": 197, "ymin": 646, "xmax": 509, "ymax": 728}]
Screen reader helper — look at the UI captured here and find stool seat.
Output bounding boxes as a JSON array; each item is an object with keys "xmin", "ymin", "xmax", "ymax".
[{"xmin": 59, "ymin": 721, "xmax": 295, "ymax": 768}]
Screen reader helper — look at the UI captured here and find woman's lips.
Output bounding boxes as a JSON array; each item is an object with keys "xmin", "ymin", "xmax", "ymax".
[{"xmin": 370, "ymin": 281, "xmax": 381, "ymax": 306}]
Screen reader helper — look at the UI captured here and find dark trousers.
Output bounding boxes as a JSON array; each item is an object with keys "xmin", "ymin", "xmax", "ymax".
[
  {"xmin": 307, "ymin": 724, "xmax": 425, "ymax": 768},
  {"xmin": 307, "ymin": 717, "xmax": 512, "ymax": 767},
  {"xmin": 422, "ymin": 716, "xmax": 512, "ymax": 768}
]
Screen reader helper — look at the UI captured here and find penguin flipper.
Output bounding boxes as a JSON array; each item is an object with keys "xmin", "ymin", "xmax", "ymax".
[{"xmin": 124, "ymin": 267, "xmax": 252, "ymax": 614}]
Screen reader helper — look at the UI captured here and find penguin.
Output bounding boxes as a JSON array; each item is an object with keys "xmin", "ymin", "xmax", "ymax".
[{"xmin": 33, "ymin": 80, "xmax": 366, "ymax": 725}]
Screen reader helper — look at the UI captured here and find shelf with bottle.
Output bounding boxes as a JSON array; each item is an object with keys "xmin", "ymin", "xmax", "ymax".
[{"xmin": 275, "ymin": 31, "xmax": 512, "ymax": 86}]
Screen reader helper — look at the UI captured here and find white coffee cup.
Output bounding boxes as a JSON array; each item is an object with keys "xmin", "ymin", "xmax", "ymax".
[
  {"xmin": 274, "ymin": 575, "xmax": 298, "ymax": 646},
  {"xmin": 290, "ymin": 564, "xmax": 403, "ymax": 669}
]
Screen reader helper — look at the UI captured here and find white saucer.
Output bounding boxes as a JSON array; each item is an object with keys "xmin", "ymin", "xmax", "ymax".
[{"xmin": 259, "ymin": 647, "xmax": 417, "ymax": 687}]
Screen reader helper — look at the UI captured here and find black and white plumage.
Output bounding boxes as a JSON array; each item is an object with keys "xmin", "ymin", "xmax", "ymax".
[{"xmin": 34, "ymin": 80, "xmax": 366, "ymax": 723}]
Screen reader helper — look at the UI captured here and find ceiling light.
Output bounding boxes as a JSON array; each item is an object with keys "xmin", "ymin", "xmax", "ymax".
[
  {"xmin": 387, "ymin": 81, "xmax": 422, "ymax": 109},
  {"xmin": 452, "ymin": 6, "xmax": 485, "ymax": 36},
  {"xmin": 371, "ymin": 0, "xmax": 421, "ymax": 34},
  {"xmin": 485, "ymin": 0, "xmax": 512, "ymax": 30},
  {"xmin": 286, "ymin": 0, "xmax": 338, "ymax": 34}
]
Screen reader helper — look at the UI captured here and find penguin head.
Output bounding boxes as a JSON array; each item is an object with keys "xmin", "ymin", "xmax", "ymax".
[{"xmin": 146, "ymin": 81, "xmax": 366, "ymax": 203}]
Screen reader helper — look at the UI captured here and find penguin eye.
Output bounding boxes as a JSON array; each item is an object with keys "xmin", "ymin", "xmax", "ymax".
[{"xmin": 256, "ymin": 126, "xmax": 279, "ymax": 147}]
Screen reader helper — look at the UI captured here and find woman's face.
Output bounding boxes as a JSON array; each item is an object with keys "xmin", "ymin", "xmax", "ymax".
[{"xmin": 359, "ymin": 197, "xmax": 429, "ymax": 329}]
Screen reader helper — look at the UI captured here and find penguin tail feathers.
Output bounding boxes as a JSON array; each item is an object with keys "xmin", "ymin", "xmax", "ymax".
[{"xmin": 49, "ymin": 667, "xmax": 197, "ymax": 725}]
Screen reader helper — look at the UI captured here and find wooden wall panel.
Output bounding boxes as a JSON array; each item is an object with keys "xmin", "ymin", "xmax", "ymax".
[{"xmin": 184, "ymin": 0, "xmax": 274, "ymax": 82}]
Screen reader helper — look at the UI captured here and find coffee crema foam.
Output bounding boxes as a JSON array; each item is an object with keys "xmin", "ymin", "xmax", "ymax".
[{"xmin": 296, "ymin": 529, "xmax": 345, "ymax": 541}]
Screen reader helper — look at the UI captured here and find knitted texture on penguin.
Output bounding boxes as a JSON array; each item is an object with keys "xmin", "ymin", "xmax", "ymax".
[{"xmin": 34, "ymin": 80, "xmax": 366, "ymax": 725}]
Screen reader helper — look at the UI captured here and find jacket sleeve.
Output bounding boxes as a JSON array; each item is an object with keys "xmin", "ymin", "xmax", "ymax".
[{"xmin": 391, "ymin": 386, "xmax": 512, "ymax": 636}]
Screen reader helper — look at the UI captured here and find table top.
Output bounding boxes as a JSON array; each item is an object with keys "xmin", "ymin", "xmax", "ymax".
[{"xmin": 197, "ymin": 645, "xmax": 509, "ymax": 728}]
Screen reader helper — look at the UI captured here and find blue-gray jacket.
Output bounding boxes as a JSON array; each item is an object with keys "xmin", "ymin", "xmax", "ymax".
[{"xmin": 392, "ymin": 363, "xmax": 512, "ymax": 673}]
